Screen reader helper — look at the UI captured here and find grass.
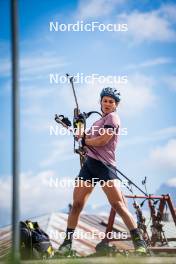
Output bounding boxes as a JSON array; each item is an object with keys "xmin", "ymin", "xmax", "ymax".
[
  {"xmin": 21, "ymin": 256, "xmax": 176, "ymax": 264},
  {"xmin": 1, "ymin": 253, "xmax": 176, "ymax": 264}
]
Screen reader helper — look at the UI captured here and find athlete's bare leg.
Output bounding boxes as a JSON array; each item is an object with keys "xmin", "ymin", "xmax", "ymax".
[
  {"xmin": 67, "ymin": 180, "xmax": 94, "ymax": 228},
  {"xmin": 102, "ymin": 179, "xmax": 137, "ymax": 230}
]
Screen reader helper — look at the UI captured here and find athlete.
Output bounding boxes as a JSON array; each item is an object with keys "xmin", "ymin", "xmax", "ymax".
[{"xmin": 58, "ymin": 87, "xmax": 147, "ymax": 255}]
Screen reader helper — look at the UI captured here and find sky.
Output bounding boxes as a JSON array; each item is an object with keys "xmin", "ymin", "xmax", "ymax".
[{"xmin": 0, "ymin": 0, "xmax": 176, "ymax": 227}]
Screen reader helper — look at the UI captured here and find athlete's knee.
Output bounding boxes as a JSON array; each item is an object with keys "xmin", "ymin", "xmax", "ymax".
[
  {"xmin": 71, "ymin": 201, "xmax": 84, "ymax": 214},
  {"xmin": 110, "ymin": 201, "xmax": 126, "ymax": 214}
]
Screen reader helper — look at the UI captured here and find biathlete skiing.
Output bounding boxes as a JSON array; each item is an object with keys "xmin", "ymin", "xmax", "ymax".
[{"xmin": 58, "ymin": 87, "xmax": 147, "ymax": 255}]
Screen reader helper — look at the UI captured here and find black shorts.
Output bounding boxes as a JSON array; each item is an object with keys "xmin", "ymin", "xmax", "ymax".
[{"xmin": 76, "ymin": 156, "xmax": 120, "ymax": 186}]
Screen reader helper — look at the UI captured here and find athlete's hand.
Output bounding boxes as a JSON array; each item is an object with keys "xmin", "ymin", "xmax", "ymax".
[
  {"xmin": 75, "ymin": 132, "xmax": 85, "ymax": 141},
  {"xmin": 75, "ymin": 134, "xmax": 83, "ymax": 141},
  {"xmin": 75, "ymin": 133, "xmax": 86, "ymax": 146}
]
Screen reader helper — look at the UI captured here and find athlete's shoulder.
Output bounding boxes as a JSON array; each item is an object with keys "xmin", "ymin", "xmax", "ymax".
[
  {"xmin": 107, "ymin": 112, "xmax": 120, "ymax": 121},
  {"xmin": 105, "ymin": 112, "xmax": 120, "ymax": 126},
  {"xmin": 106, "ymin": 112, "xmax": 118, "ymax": 118}
]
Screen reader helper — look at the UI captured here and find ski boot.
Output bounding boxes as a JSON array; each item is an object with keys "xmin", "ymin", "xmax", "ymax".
[
  {"xmin": 131, "ymin": 229, "xmax": 147, "ymax": 255},
  {"xmin": 95, "ymin": 240, "xmax": 117, "ymax": 256},
  {"xmin": 56, "ymin": 239, "xmax": 73, "ymax": 257}
]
